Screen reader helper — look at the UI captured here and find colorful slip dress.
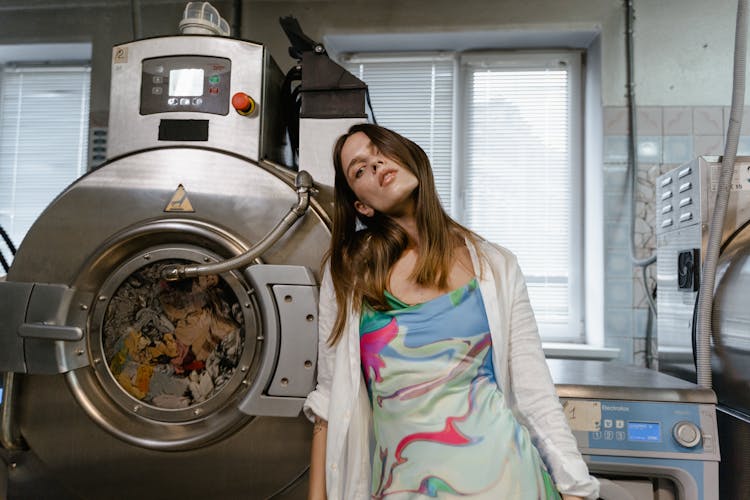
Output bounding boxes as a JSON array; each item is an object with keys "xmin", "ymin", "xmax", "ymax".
[{"xmin": 360, "ymin": 278, "xmax": 561, "ymax": 500}]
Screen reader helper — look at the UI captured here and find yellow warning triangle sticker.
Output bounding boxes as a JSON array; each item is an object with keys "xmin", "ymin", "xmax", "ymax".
[{"xmin": 164, "ymin": 184, "xmax": 195, "ymax": 212}]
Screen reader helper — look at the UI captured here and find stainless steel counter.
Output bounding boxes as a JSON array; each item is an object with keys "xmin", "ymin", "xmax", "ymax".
[{"xmin": 549, "ymin": 359, "xmax": 717, "ymax": 404}]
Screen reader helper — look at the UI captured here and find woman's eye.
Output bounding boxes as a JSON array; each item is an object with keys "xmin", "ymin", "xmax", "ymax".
[{"xmin": 355, "ymin": 166, "xmax": 365, "ymax": 178}]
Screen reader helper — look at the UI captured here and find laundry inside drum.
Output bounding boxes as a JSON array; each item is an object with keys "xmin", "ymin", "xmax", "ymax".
[{"xmin": 102, "ymin": 259, "xmax": 245, "ymax": 409}]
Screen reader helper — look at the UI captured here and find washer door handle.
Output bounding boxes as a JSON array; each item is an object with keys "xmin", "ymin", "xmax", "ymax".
[{"xmin": 238, "ymin": 264, "xmax": 318, "ymax": 417}]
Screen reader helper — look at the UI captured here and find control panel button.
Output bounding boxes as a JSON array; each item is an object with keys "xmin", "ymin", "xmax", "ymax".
[
  {"xmin": 679, "ymin": 197, "xmax": 692, "ymax": 208},
  {"xmin": 679, "ymin": 181, "xmax": 692, "ymax": 193},
  {"xmin": 167, "ymin": 97, "xmax": 178, "ymax": 106},
  {"xmin": 673, "ymin": 421, "xmax": 701, "ymax": 448},
  {"xmin": 662, "ymin": 218, "xmax": 673, "ymax": 228},
  {"xmin": 152, "ymin": 76, "xmax": 163, "ymax": 84},
  {"xmin": 662, "ymin": 204, "xmax": 673, "ymax": 214},
  {"xmin": 192, "ymin": 97, "xmax": 203, "ymax": 106},
  {"xmin": 680, "ymin": 212, "xmax": 693, "ymax": 222},
  {"xmin": 232, "ymin": 92, "xmax": 256, "ymax": 116},
  {"xmin": 661, "ymin": 176, "xmax": 673, "ymax": 187},
  {"xmin": 662, "ymin": 190, "xmax": 673, "ymax": 201},
  {"xmin": 151, "ymin": 87, "xmax": 163, "ymax": 95},
  {"xmin": 678, "ymin": 166, "xmax": 692, "ymax": 178},
  {"xmin": 179, "ymin": 98, "xmax": 190, "ymax": 105},
  {"xmin": 209, "ymin": 87, "xmax": 220, "ymax": 95},
  {"xmin": 209, "ymin": 75, "xmax": 221, "ymax": 84}
]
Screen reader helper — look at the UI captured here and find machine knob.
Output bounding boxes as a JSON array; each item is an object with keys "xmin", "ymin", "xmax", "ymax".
[
  {"xmin": 231, "ymin": 92, "xmax": 256, "ymax": 115},
  {"xmin": 673, "ymin": 420, "xmax": 701, "ymax": 448}
]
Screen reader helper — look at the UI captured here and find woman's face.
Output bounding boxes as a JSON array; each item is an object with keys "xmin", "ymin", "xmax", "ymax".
[{"xmin": 339, "ymin": 131, "xmax": 419, "ymax": 218}]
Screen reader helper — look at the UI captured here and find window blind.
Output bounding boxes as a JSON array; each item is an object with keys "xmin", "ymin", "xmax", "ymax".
[
  {"xmin": 0, "ymin": 64, "xmax": 91, "ymax": 263},
  {"xmin": 338, "ymin": 51, "xmax": 583, "ymax": 342},
  {"xmin": 342, "ymin": 55, "xmax": 455, "ymax": 213},
  {"xmin": 462, "ymin": 54, "xmax": 580, "ymax": 340}
]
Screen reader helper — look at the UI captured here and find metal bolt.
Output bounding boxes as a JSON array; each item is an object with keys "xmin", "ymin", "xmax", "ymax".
[
  {"xmin": 256, "ymin": 335, "xmax": 265, "ymax": 341},
  {"xmin": 143, "ymin": 254, "xmax": 151, "ymax": 260},
  {"xmin": 80, "ymin": 304, "xmax": 88, "ymax": 311},
  {"xmin": 241, "ymin": 365, "xmax": 248, "ymax": 373},
  {"xmin": 204, "ymin": 257, "xmax": 210, "ymax": 262},
  {"xmin": 194, "ymin": 408, "xmax": 202, "ymax": 416},
  {"xmin": 280, "ymin": 377, "xmax": 289, "ymax": 386},
  {"xmin": 76, "ymin": 348, "xmax": 85, "ymax": 356},
  {"xmin": 133, "ymin": 404, "xmax": 141, "ymax": 412},
  {"xmin": 98, "ymin": 295, "xmax": 107, "ymax": 302},
  {"xmin": 244, "ymin": 303, "xmax": 251, "ymax": 308},
  {"xmin": 284, "ymin": 295, "xmax": 293, "ymax": 303},
  {"xmin": 10, "ymin": 462, "xmax": 17, "ymax": 470},
  {"xmin": 93, "ymin": 357, "xmax": 101, "ymax": 364},
  {"xmin": 242, "ymin": 379, "xmax": 249, "ymax": 385},
  {"xmin": 304, "ymin": 360, "xmax": 312, "ymax": 369},
  {"xmin": 306, "ymin": 314, "xmax": 314, "ymax": 322},
  {"xmin": 314, "ymin": 44, "xmax": 324, "ymax": 54}
]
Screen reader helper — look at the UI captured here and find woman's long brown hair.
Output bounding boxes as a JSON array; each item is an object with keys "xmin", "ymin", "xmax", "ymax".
[{"xmin": 326, "ymin": 124, "xmax": 480, "ymax": 345}]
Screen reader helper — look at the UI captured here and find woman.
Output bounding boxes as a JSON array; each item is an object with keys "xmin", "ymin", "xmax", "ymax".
[{"xmin": 304, "ymin": 124, "xmax": 599, "ymax": 500}]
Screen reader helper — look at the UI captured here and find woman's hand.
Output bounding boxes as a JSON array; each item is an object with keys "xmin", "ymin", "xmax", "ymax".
[{"xmin": 561, "ymin": 495, "xmax": 584, "ymax": 500}]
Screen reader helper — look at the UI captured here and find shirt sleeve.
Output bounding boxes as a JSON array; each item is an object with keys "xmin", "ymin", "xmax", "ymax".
[
  {"xmin": 505, "ymin": 256, "xmax": 600, "ymax": 500},
  {"xmin": 303, "ymin": 264, "xmax": 337, "ymax": 423}
]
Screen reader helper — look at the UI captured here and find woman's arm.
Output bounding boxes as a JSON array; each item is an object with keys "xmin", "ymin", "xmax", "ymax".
[
  {"xmin": 303, "ymin": 266, "xmax": 338, "ymax": 499},
  {"xmin": 308, "ymin": 416, "xmax": 328, "ymax": 500}
]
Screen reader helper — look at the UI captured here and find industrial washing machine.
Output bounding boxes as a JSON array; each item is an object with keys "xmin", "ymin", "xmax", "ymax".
[
  {"xmin": 656, "ymin": 156, "xmax": 750, "ymax": 500},
  {"xmin": 0, "ymin": 26, "xmax": 366, "ymax": 499},
  {"xmin": 551, "ymin": 360, "xmax": 720, "ymax": 500}
]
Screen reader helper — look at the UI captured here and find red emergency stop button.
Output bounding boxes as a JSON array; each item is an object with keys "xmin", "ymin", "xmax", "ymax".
[{"xmin": 232, "ymin": 92, "xmax": 256, "ymax": 116}]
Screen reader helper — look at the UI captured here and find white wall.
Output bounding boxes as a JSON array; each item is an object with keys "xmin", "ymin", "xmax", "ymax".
[{"xmin": 0, "ymin": 0, "xmax": 744, "ymax": 113}]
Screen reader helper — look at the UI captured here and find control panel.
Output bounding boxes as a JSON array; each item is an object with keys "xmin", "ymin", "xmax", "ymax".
[
  {"xmin": 561, "ymin": 398, "xmax": 719, "ymax": 460},
  {"xmin": 108, "ymin": 36, "xmax": 284, "ymax": 162},
  {"xmin": 656, "ymin": 163, "xmax": 699, "ymax": 235},
  {"xmin": 140, "ymin": 55, "xmax": 231, "ymax": 115}
]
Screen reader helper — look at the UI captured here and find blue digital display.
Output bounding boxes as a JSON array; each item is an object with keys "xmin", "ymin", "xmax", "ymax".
[{"xmin": 627, "ymin": 421, "xmax": 661, "ymax": 442}]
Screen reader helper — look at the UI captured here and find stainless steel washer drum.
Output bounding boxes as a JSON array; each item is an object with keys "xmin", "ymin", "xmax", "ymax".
[
  {"xmin": 712, "ymin": 221, "xmax": 750, "ymax": 414},
  {"xmin": 7, "ymin": 147, "xmax": 330, "ymax": 499}
]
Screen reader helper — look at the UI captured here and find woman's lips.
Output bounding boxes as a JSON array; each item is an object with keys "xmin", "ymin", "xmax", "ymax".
[{"xmin": 380, "ymin": 169, "xmax": 397, "ymax": 186}]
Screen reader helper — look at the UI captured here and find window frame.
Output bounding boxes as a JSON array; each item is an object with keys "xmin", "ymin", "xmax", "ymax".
[{"xmin": 337, "ymin": 49, "xmax": 585, "ymax": 342}]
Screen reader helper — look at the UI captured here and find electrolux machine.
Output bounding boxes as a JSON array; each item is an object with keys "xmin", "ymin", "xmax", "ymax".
[
  {"xmin": 551, "ymin": 360, "xmax": 719, "ymax": 500},
  {"xmin": 0, "ymin": 25, "xmax": 366, "ymax": 499},
  {"xmin": 656, "ymin": 156, "xmax": 750, "ymax": 500}
]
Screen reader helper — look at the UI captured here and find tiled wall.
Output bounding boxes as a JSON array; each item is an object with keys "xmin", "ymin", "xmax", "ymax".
[{"xmin": 602, "ymin": 105, "xmax": 742, "ymax": 366}]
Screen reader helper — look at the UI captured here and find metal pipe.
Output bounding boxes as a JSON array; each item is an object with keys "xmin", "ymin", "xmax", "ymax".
[
  {"xmin": 130, "ymin": 0, "xmax": 143, "ymax": 40},
  {"xmin": 625, "ymin": 0, "xmax": 657, "ymax": 364},
  {"xmin": 696, "ymin": 0, "xmax": 748, "ymax": 388},
  {"xmin": 0, "ymin": 372, "xmax": 25, "ymax": 450},
  {"xmin": 231, "ymin": 0, "xmax": 242, "ymax": 38},
  {"xmin": 161, "ymin": 170, "xmax": 315, "ymax": 281}
]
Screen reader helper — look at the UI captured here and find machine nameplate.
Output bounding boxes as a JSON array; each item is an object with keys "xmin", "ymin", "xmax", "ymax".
[
  {"xmin": 563, "ymin": 400, "xmax": 601, "ymax": 431},
  {"xmin": 114, "ymin": 46, "xmax": 128, "ymax": 64}
]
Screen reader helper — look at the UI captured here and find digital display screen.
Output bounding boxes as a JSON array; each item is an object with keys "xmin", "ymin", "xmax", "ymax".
[
  {"xmin": 627, "ymin": 421, "xmax": 660, "ymax": 442},
  {"xmin": 169, "ymin": 69, "xmax": 204, "ymax": 97}
]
